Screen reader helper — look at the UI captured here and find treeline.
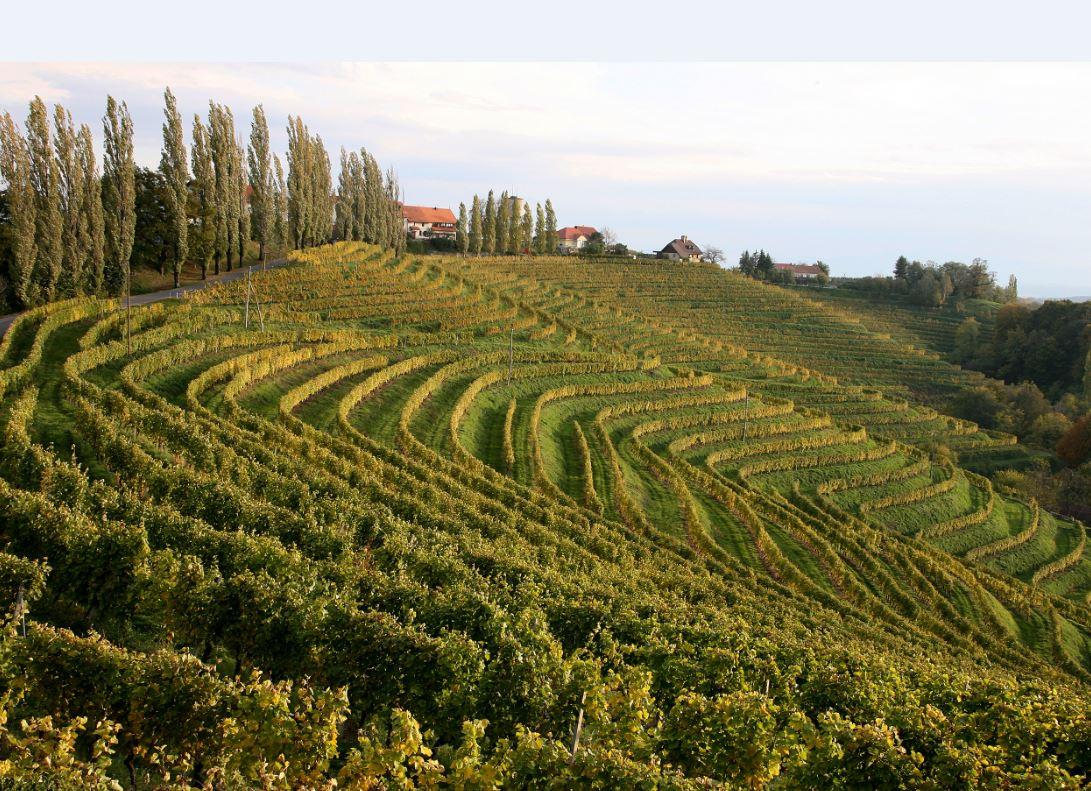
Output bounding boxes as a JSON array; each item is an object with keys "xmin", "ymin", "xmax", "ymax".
[
  {"xmin": 0, "ymin": 89, "xmax": 402, "ymax": 312},
  {"xmin": 957, "ymin": 300, "xmax": 1091, "ymax": 401},
  {"xmin": 456, "ymin": 190, "xmax": 557, "ymax": 255},
  {"xmin": 736, "ymin": 250, "xmax": 830, "ymax": 284},
  {"xmin": 841, "ymin": 256, "xmax": 1018, "ymax": 307}
]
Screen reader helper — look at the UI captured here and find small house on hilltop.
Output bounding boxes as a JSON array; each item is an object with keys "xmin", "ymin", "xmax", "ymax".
[
  {"xmin": 557, "ymin": 226, "xmax": 598, "ymax": 253},
  {"xmin": 402, "ymin": 205, "xmax": 458, "ymax": 240},
  {"xmin": 658, "ymin": 236, "xmax": 702, "ymax": 262},
  {"xmin": 775, "ymin": 263, "xmax": 824, "ymax": 280}
]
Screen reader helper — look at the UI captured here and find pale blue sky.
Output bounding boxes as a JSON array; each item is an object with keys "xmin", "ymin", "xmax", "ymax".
[{"xmin": 2, "ymin": 61, "xmax": 1090, "ymax": 296}]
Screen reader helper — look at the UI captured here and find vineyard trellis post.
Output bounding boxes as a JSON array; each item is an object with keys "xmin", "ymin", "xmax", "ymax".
[
  {"xmin": 16, "ymin": 582, "xmax": 26, "ymax": 637},
  {"xmin": 508, "ymin": 326, "xmax": 513, "ymax": 384},
  {"xmin": 245, "ymin": 267, "xmax": 251, "ymax": 329},
  {"xmin": 569, "ymin": 690, "xmax": 586, "ymax": 764}
]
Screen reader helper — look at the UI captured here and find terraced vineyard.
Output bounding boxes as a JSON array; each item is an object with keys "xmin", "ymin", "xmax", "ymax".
[
  {"xmin": 784, "ymin": 285, "xmax": 998, "ymax": 357},
  {"xmin": 2, "ymin": 242, "xmax": 1091, "ymax": 787}
]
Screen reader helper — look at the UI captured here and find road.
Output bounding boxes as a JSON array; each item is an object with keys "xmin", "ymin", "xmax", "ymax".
[{"xmin": 0, "ymin": 258, "xmax": 291, "ymax": 339}]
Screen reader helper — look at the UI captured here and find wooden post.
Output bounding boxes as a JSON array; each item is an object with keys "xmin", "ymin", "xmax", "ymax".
[
  {"xmin": 16, "ymin": 582, "xmax": 25, "ymax": 638},
  {"xmin": 569, "ymin": 691, "xmax": 586, "ymax": 764},
  {"xmin": 508, "ymin": 326, "xmax": 513, "ymax": 384},
  {"xmin": 244, "ymin": 268, "xmax": 251, "ymax": 329}
]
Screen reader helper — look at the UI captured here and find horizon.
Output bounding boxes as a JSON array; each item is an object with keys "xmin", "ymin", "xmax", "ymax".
[{"xmin": 2, "ymin": 62, "xmax": 1090, "ymax": 297}]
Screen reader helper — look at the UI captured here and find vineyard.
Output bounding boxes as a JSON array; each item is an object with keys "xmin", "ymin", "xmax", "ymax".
[{"xmin": 2, "ymin": 242, "xmax": 1091, "ymax": 788}]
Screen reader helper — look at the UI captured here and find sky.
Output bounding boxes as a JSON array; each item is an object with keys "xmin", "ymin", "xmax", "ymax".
[{"xmin": 2, "ymin": 61, "xmax": 1090, "ymax": 297}]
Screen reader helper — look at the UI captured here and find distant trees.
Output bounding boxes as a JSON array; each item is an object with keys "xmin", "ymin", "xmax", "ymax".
[
  {"xmin": 704, "ymin": 246, "xmax": 725, "ymax": 265},
  {"xmin": 27, "ymin": 97, "xmax": 62, "ymax": 302},
  {"xmin": 286, "ymin": 115, "xmax": 332, "ymax": 250},
  {"xmin": 0, "ymin": 110, "xmax": 38, "ymax": 308},
  {"xmin": 1057, "ymin": 414, "xmax": 1091, "ymax": 468},
  {"xmin": 53, "ymin": 105, "xmax": 88, "ymax": 297},
  {"xmin": 461, "ymin": 193, "xmax": 555, "ymax": 255},
  {"xmin": 0, "ymin": 88, "xmax": 415, "ymax": 310},
  {"xmin": 131, "ymin": 167, "xmax": 172, "ymax": 275},
  {"xmin": 738, "ymin": 250, "xmax": 775, "ymax": 280},
  {"xmin": 889, "ymin": 255, "xmax": 1010, "ymax": 306}
]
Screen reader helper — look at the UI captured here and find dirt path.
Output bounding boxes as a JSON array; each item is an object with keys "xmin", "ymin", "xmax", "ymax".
[{"xmin": 0, "ymin": 259, "xmax": 291, "ymax": 339}]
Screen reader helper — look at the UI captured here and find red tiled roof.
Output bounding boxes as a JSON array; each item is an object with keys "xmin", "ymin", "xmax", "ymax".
[
  {"xmin": 775, "ymin": 263, "xmax": 824, "ymax": 275},
  {"xmin": 401, "ymin": 205, "xmax": 457, "ymax": 224},
  {"xmin": 558, "ymin": 226, "xmax": 597, "ymax": 241}
]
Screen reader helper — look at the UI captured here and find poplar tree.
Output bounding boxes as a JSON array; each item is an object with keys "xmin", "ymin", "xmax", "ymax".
[
  {"xmin": 53, "ymin": 104, "xmax": 87, "ymax": 296},
  {"xmin": 468, "ymin": 194, "xmax": 482, "ymax": 255},
  {"xmin": 190, "ymin": 115, "xmax": 216, "ymax": 279},
  {"xmin": 286, "ymin": 115, "xmax": 311, "ymax": 249},
  {"xmin": 509, "ymin": 197, "xmax": 523, "ymax": 254},
  {"xmin": 160, "ymin": 88, "xmax": 189, "ymax": 287},
  {"xmin": 383, "ymin": 167, "xmax": 404, "ymax": 255},
  {"xmin": 236, "ymin": 143, "xmax": 250, "ymax": 266},
  {"xmin": 208, "ymin": 102, "xmax": 239, "ymax": 272},
  {"xmin": 361, "ymin": 149, "xmax": 384, "ymax": 245},
  {"xmin": 544, "ymin": 199, "xmax": 558, "ymax": 253},
  {"xmin": 247, "ymin": 105, "xmax": 273, "ymax": 263},
  {"xmin": 27, "ymin": 97, "xmax": 62, "ymax": 302},
  {"xmin": 0, "ymin": 112, "xmax": 37, "ymax": 308},
  {"xmin": 534, "ymin": 203, "xmax": 545, "ymax": 254},
  {"xmin": 520, "ymin": 202, "xmax": 533, "ymax": 254},
  {"xmin": 335, "ymin": 147, "xmax": 355, "ymax": 241},
  {"xmin": 272, "ymin": 154, "xmax": 289, "ymax": 252},
  {"xmin": 78, "ymin": 124, "xmax": 104, "ymax": 294},
  {"xmin": 312, "ymin": 135, "xmax": 334, "ymax": 246},
  {"xmin": 483, "ymin": 190, "xmax": 496, "ymax": 255},
  {"xmin": 348, "ymin": 151, "xmax": 365, "ymax": 240},
  {"xmin": 497, "ymin": 191, "xmax": 510, "ymax": 254},
  {"xmin": 102, "ymin": 96, "xmax": 135, "ymax": 296},
  {"xmin": 456, "ymin": 202, "xmax": 468, "ymax": 254}
]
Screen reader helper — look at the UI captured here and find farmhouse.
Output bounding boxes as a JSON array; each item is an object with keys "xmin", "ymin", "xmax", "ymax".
[
  {"xmin": 775, "ymin": 263, "xmax": 824, "ymax": 280},
  {"xmin": 658, "ymin": 236, "xmax": 702, "ymax": 262},
  {"xmin": 402, "ymin": 205, "xmax": 458, "ymax": 240},
  {"xmin": 557, "ymin": 226, "xmax": 598, "ymax": 253}
]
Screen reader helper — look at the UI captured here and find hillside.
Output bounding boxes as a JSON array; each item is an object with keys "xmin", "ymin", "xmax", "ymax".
[
  {"xmin": 784, "ymin": 284, "xmax": 999, "ymax": 358},
  {"xmin": 1, "ymin": 243, "xmax": 1090, "ymax": 787}
]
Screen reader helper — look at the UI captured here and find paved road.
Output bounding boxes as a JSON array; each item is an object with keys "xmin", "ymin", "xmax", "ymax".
[{"xmin": 0, "ymin": 258, "xmax": 291, "ymax": 339}]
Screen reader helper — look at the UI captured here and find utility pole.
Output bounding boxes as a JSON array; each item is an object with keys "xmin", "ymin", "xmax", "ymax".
[
  {"xmin": 126, "ymin": 269, "xmax": 132, "ymax": 354},
  {"xmin": 742, "ymin": 391, "xmax": 749, "ymax": 441}
]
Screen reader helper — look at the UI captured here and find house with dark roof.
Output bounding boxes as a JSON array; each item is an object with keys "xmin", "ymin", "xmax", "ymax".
[
  {"xmin": 775, "ymin": 263, "xmax": 824, "ymax": 279},
  {"xmin": 401, "ymin": 205, "xmax": 458, "ymax": 239},
  {"xmin": 658, "ymin": 236, "xmax": 702, "ymax": 262},
  {"xmin": 557, "ymin": 226, "xmax": 598, "ymax": 253}
]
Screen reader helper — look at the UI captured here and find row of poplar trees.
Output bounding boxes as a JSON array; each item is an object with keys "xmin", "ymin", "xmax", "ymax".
[
  {"xmin": 0, "ymin": 88, "xmax": 403, "ymax": 312},
  {"xmin": 455, "ymin": 191, "xmax": 558, "ymax": 256}
]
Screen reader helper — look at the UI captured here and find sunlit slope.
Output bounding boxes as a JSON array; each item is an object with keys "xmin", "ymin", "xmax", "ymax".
[{"xmin": 2, "ymin": 243, "xmax": 1090, "ymax": 785}]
